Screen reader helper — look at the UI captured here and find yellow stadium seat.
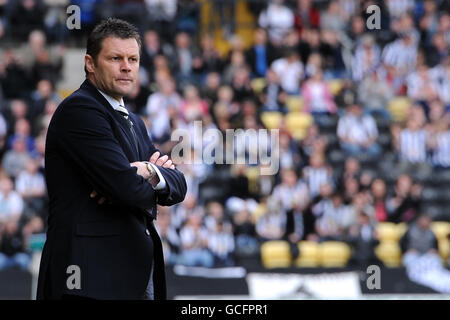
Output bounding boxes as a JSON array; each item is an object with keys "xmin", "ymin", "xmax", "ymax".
[
  {"xmin": 376, "ymin": 222, "xmax": 403, "ymax": 242},
  {"xmin": 375, "ymin": 241, "xmax": 402, "ymax": 267},
  {"xmin": 57, "ymin": 89, "xmax": 74, "ymax": 99},
  {"xmin": 438, "ymin": 239, "xmax": 449, "ymax": 264},
  {"xmin": 431, "ymin": 222, "xmax": 450, "ymax": 241},
  {"xmin": 327, "ymin": 79, "xmax": 343, "ymax": 96},
  {"xmin": 251, "ymin": 78, "xmax": 267, "ymax": 95},
  {"xmin": 295, "ymin": 241, "xmax": 320, "ymax": 267},
  {"xmin": 260, "ymin": 240, "xmax": 292, "ymax": 268},
  {"xmin": 319, "ymin": 241, "xmax": 352, "ymax": 267},
  {"xmin": 260, "ymin": 112, "xmax": 283, "ymax": 130},
  {"xmin": 387, "ymin": 96, "xmax": 411, "ymax": 122},
  {"xmin": 285, "ymin": 112, "xmax": 313, "ymax": 141},
  {"xmin": 245, "ymin": 166, "xmax": 260, "ymax": 195},
  {"xmin": 286, "ymin": 95, "xmax": 304, "ymax": 112},
  {"xmin": 397, "ymin": 223, "xmax": 408, "ymax": 238}
]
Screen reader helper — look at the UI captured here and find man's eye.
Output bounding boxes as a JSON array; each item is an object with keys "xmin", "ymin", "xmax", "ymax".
[{"xmin": 112, "ymin": 57, "xmax": 119, "ymax": 61}]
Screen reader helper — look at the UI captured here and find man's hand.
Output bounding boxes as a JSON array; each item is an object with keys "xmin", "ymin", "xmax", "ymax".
[
  {"xmin": 90, "ymin": 190, "xmax": 107, "ymax": 204},
  {"xmin": 130, "ymin": 161, "xmax": 151, "ymax": 180},
  {"xmin": 130, "ymin": 152, "xmax": 174, "ymax": 187},
  {"xmin": 149, "ymin": 151, "xmax": 175, "ymax": 169}
]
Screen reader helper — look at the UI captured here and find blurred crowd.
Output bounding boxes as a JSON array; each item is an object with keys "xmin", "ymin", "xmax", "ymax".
[{"xmin": 0, "ymin": 0, "xmax": 449, "ymax": 272}]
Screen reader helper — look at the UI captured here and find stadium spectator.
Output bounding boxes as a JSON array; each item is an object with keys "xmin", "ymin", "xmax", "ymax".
[
  {"xmin": 320, "ymin": 0, "xmax": 346, "ymax": 33},
  {"xmin": 302, "ymin": 68, "xmax": 337, "ymax": 120},
  {"xmin": 207, "ymin": 219, "xmax": 235, "ymax": 267},
  {"xmin": 386, "ymin": 174, "xmax": 422, "ymax": 223},
  {"xmin": 382, "ymin": 30, "xmax": 419, "ymax": 77},
  {"xmin": 258, "ymin": 0, "xmax": 294, "ymax": 46},
  {"xmin": 0, "ymin": 220, "xmax": 30, "ymax": 271},
  {"xmin": 199, "ymin": 34, "xmax": 223, "ymax": 74},
  {"xmin": 0, "ymin": 176, "xmax": 24, "ymax": 224},
  {"xmin": 400, "ymin": 213, "xmax": 450, "ymax": 293},
  {"xmin": 28, "ymin": 79, "xmax": 61, "ymax": 135},
  {"xmin": 293, "ymin": 0, "xmax": 320, "ymax": 36},
  {"xmin": 352, "ymin": 34, "xmax": 381, "ymax": 82},
  {"xmin": 230, "ymin": 67, "xmax": 254, "ymax": 104},
  {"xmin": 357, "ymin": 69, "xmax": 394, "ymax": 119},
  {"xmin": 393, "ymin": 111, "xmax": 432, "ymax": 175},
  {"xmin": 155, "ymin": 207, "xmax": 181, "ymax": 266},
  {"xmin": 173, "ymin": 31, "xmax": 197, "ymax": 86},
  {"xmin": 300, "ymin": 123, "xmax": 328, "ymax": 159},
  {"xmin": 145, "ymin": 77, "xmax": 182, "ymax": 144},
  {"xmin": 428, "ymin": 119, "xmax": 450, "ymax": 169},
  {"xmin": 302, "ymin": 152, "xmax": 333, "ymax": 198},
  {"xmin": 347, "ymin": 212, "xmax": 380, "ymax": 268},
  {"xmin": 1, "ymin": 138, "xmax": 31, "ymax": 179},
  {"xmin": 232, "ymin": 207, "xmax": 259, "ymax": 258},
  {"xmin": 271, "ymin": 49, "xmax": 303, "ymax": 94},
  {"xmin": 223, "ymin": 50, "xmax": 247, "ymax": 85},
  {"xmin": 259, "ymin": 68, "xmax": 287, "ymax": 113},
  {"xmin": 179, "ymin": 212, "xmax": 214, "ymax": 268},
  {"xmin": 256, "ymin": 196, "xmax": 286, "ymax": 241},
  {"xmin": 8, "ymin": 0, "xmax": 45, "ymax": 42},
  {"xmin": 246, "ymin": 28, "xmax": 277, "ymax": 78},
  {"xmin": 14, "ymin": 158, "xmax": 46, "ymax": 220},
  {"xmin": 0, "ymin": 49, "xmax": 30, "ymax": 99},
  {"xmin": 145, "ymin": 0, "xmax": 177, "ymax": 41},
  {"xmin": 6, "ymin": 118, "xmax": 35, "ymax": 153},
  {"xmin": 313, "ymin": 189, "xmax": 350, "ymax": 242},
  {"xmin": 271, "ymin": 168, "xmax": 309, "ymax": 213},
  {"xmin": 337, "ymin": 102, "xmax": 381, "ymax": 157},
  {"xmin": 180, "ymin": 84, "xmax": 209, "ymax": 123},
  {"xmin": 370, "ymin": 178, "xmax": 389, "ymax": 222}
]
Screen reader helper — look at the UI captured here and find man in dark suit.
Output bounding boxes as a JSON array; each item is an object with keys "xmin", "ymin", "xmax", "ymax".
[
  {"xmin": 36, "ymin": 18, "xmax": 187, "ymax": 300},
  {"xmin": 245, "ymin": 28, "xmax": 278, "ymax": 78}
]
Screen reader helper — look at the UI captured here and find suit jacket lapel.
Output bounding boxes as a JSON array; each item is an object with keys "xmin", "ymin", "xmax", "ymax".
[{"xmin": 80, "ymin": 79, "xmax": 141, "ymax": 160}]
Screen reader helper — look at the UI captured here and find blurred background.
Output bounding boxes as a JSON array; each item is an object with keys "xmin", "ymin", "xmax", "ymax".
[{"xmin": 0, "ymin": 0, "xmax": 449, "ymax": 299}]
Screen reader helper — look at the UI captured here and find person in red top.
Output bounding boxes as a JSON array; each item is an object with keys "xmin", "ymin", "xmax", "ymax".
[
  {"xmin": 371, "ymin": 178, "xmax": 388, "ymax": 222},
  {"xmin": 293, "ymin": 0, "xmax": 321, "ymax": 37}
]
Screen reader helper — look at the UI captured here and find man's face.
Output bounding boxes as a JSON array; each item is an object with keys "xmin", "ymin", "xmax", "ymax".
[{"xmin": 86, "ymin": 37, "xmax": 140, "ymax": 101}]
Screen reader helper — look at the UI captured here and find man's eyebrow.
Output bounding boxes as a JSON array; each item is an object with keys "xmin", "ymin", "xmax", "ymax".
[{"xmin": 106, "ymin": 52, "xmax": 139, "ymax": 58}]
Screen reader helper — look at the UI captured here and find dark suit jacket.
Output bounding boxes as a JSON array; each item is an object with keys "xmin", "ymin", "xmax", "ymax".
[
  {"xmin": 245, "ymin": 44, "xmax": 278, "ymax": 77},
  {"xmin": 36, "ymin": 79, "xmax": 187, "ymax": 300}
]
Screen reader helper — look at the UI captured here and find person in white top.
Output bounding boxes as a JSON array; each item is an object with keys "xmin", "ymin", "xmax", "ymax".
[
  {"xmin": 271, "ymin": 50, "xmax": 304, "ymax": 94},
  {"xmin": 337, "ymin": 103, "xmax": 381, "ymax": 157},
  {"xmin": 145, "ymin": 77, "xmax": 182, "ymax": 143},
  {"xmin": 258, "ymin": 0, "xmax": 295, "ymax": 46},
  {"xmin": 0, "ymin": 176, "xmax": 24, "ymax": 224}
]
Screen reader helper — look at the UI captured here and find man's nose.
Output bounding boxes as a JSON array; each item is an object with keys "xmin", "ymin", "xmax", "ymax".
[{"xmin": 120, "ymin": 60, "xmax": 131, "ymax": 72}]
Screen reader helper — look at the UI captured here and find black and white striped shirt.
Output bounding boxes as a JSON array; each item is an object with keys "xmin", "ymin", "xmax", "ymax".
[
  {"xmin": 352, "ymin": 44, "xmax": 381, "ymax": 81},
  {"xmin": 382, "ymin": 39, "xmax": 418, "ymax": 74},
  {"xmin": 399, "ymin": 128, "xmax": 428, "ymax": 163},
  {"xmin": 386, "ymin": 0, "xmax": 415, "ymax": 18},
  {"xmin": 303, "ymin": 166, "xmax": 332, "ymax": 197},
  {"xmin": 431, "ymin": 130, "xmax": 450, "ymax": 167}
]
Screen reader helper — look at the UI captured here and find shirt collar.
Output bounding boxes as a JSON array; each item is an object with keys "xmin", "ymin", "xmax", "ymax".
[{"xmin": 97, "ymin": 89, "xmax": 126, "ymax": 111}]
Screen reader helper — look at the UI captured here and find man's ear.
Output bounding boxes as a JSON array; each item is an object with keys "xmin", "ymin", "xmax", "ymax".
[{"xmin": 85, "ymin": 54, "xmax": 95, "ymax": 74}]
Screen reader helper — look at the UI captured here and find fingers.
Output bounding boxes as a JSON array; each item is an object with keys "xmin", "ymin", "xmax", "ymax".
[
  {"xmin": 155, "ymin": 155, "xmax": 168, "ymax": 166},
  {"xmin": 162, "ymin": 159, "xmax": 173, "ymax": 168},
  {"xmin": 130, "ymin": 162, "xmax": 138, "ymax": 167},
  {"xmin": 149, "ymin": 151, "xmax": 160, "ymax": 164},
  {"xmin": 90, "ymin": 190, "xmax": 106, "ymax": 205}
]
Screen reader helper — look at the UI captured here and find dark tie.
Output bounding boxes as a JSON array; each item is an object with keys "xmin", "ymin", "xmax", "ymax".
[{"xmin": 116, "ymin": 105, "xmax": 139, "ymax": 157}]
